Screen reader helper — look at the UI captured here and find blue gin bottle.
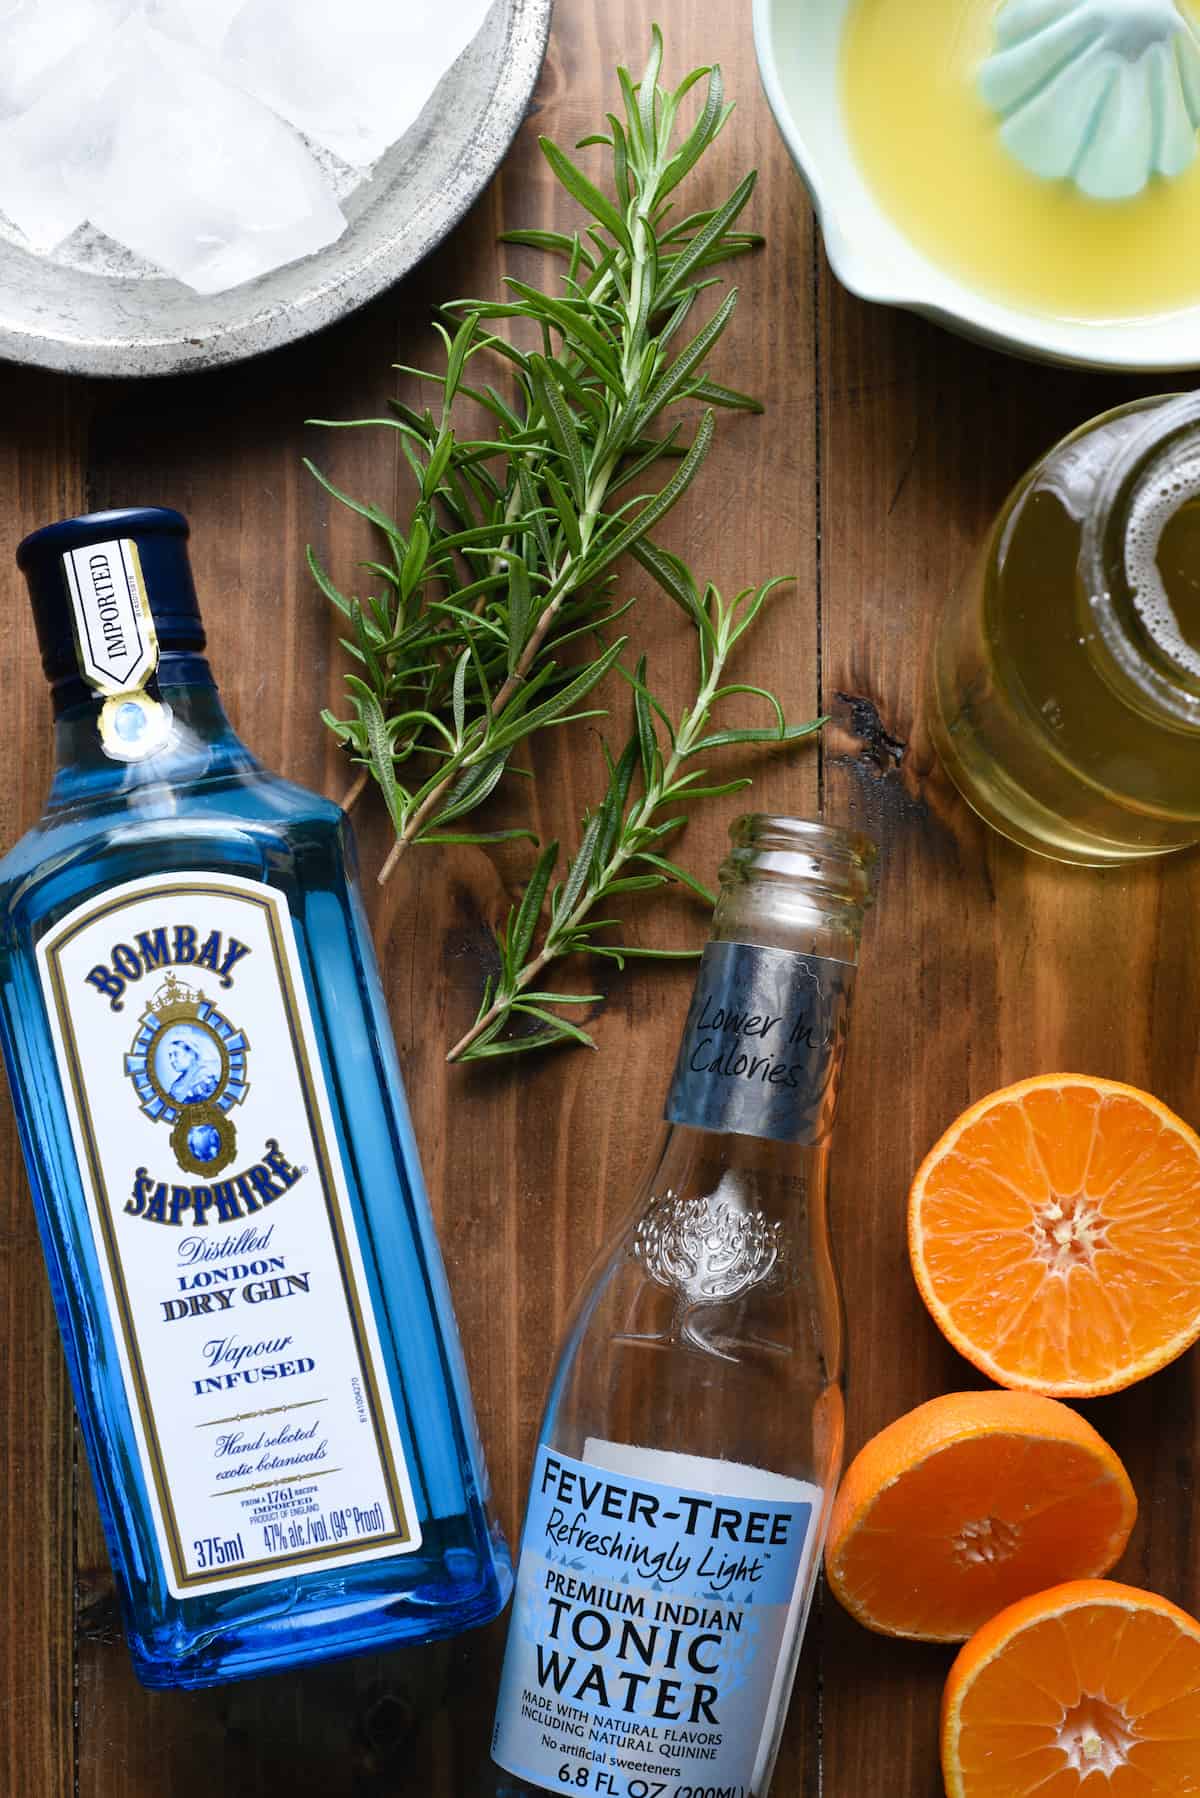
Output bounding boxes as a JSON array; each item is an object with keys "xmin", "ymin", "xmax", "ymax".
[{"xmin": 0, "ymin": 508, "xmax": 511, "ymax": 1688}]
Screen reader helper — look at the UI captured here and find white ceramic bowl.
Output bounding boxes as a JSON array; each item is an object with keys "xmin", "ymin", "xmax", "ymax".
[{"xmin": 753, "ymin": 0, "xmax": 1200, "ymax": 372}]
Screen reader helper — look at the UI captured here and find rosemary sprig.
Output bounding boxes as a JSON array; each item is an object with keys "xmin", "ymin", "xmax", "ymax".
[
  {"xmin": 447, "ymin": 569, "xmax": 821, "ymax": 1061},
  {"xmin": 309, "ymin": 29, "xmax": 763, "ymax": 882}
]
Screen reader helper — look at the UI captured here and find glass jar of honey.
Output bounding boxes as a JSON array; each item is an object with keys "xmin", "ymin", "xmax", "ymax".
[{"xmin": 929, "ymin": 393, "xmax": 1200, "ymax": 865}]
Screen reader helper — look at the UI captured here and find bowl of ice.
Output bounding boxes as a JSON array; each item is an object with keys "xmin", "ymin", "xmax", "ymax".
[
  {"xmin": 754, "ymin": 0, "xmax": 1200, "ymax": 371},
  {"xmin": 0, "ymin": 0, "xmax": 551, "ymax": 375}
]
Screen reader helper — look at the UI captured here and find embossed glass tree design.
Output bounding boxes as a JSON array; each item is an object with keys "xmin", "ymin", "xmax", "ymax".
[{"xmin": 634, "ymin": 1185, "xmax": 790, "ymax": 1354}]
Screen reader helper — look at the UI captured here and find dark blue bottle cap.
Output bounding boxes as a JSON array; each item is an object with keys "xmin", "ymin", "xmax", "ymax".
[{"xmin": 18, "ymin": 507, "xmax": 205, "ymax": 691}]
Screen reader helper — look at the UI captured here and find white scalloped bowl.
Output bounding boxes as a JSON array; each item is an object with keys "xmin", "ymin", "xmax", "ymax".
[{"xmin": 753, "ymin": 0, "xmax": 1200, "ymax": 372}]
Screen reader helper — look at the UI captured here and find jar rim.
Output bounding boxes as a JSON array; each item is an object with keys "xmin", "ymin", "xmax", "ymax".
[{"xmin": 1082, "ymin": 391, "xmax": 1200, "ymax": 730}]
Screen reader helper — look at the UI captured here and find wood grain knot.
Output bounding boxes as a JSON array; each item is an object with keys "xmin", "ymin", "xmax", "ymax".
[
  {"xmin": 833, "ymin": 693, "xmax": 907, "ymax": 773},
  {"xmin": 75, "ymin": 1585, "xmax": 123, "ymax": 1647}
]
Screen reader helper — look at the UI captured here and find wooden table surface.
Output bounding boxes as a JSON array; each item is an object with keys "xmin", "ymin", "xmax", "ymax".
[{"xmin": 2, "ymin": 2, "xmax": 1198, "ymax": 1793}]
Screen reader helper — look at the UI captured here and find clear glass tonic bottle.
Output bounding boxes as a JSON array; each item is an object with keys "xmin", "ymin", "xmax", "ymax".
[
  {"xmin": 491, "ymin": 815, "xmax": 876, "ymax": 1798},
  {"xmin": 0, "ymin": 508, "xmax": 511, "ymax": 1687}
]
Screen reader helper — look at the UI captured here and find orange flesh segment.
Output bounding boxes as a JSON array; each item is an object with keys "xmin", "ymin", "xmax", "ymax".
[
  {"xmin": 911, "ymin": 1078, "xmax": 1200, "ymax": 1395},
  {"xmin": 837, "ymin": 1435, "xmax": 1130, "ymax": 1639},
  {"xmin": 944, "ymin": 1583, "xmax": 1200, "ymax": 1797},
  {"xmin": 826, "ymin": 1392, "xmax": 1135, "ymax": 1642}
]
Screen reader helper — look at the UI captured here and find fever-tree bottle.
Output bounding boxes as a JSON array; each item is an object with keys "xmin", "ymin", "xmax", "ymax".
[
  {"xmin": 0, "ymin": 508, "xmax": 511, "ymax": 1687},
  {"xmin": 491, "ymin": 816, "xmax": 875, "ymax": 1798}
]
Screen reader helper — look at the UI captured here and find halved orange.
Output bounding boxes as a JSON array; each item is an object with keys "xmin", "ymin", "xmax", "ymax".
[
  {"xmin": 825, "ymin": 1391, "xmax": 1137, "ymax": 1642},
  {"xmin": 942, "ymin": 1580, "xmax": 1200, "ymax": 1796},
  {"xmin": 909, "ymin": 1075, "xmax": 1200, "ymax": 1397}
]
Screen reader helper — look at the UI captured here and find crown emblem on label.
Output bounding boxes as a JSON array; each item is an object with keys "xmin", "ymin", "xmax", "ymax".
[{"xmin": 148, "ymin": 971, "xmax": 206, "ymax": 1024}]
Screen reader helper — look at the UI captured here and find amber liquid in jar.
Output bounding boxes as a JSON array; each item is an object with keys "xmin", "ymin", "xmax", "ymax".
[{"xmin": 930, "ymin": 394, "xmax": 1200, "ymax": 865}]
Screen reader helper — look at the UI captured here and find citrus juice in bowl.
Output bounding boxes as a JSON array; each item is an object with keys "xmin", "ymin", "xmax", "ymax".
[
  {"xmin": 929, "ymin": 394, "xmax": 1200, "ymax": 864},
  {"xmin": 841, "ymin": 0, "xmax": 1200, "ymax": 323},
  {"xmin": 754, "ymin": 0, "xmax": 1200, "ymax": 368}
]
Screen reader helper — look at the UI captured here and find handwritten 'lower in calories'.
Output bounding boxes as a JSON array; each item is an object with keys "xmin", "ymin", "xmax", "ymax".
[{"xmin": 688, "ymin": 989, "xmax": 822, "ymax": 1090}]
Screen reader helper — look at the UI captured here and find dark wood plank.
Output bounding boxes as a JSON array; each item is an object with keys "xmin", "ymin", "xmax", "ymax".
[
  {"xmin": 0, "ymin": 370, "xmax": 88, "ymax": 1798},
  {"xmin": 815, "ymin": 276, "xmax": 1200, "ymax": 1794}
]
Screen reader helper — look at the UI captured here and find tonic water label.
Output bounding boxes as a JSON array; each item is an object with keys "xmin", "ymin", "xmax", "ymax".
[
  {"xmin": 36, "ymin": 870, "xmax": 421, "ymax": 1597},
  {"xmin": 492, "ymin": 1441, "xmax": 819, "ymax": 1797},
  {"xmin": 665, "ymin": 943, "xmax": 854, "ymax": 1145}
]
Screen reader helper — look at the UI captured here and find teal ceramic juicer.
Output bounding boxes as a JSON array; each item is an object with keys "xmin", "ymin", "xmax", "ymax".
[{"xmin": 980, "ymin": 0, "xmax": 1200, "ymax": 198}]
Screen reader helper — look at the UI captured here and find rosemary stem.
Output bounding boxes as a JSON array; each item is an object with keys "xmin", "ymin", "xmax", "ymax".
[
  {"xmin": 378, "ymin": 837, "xmax": 405, "ymax": 883},
  {"xmin": 377, "ymin": 449, "xmax": 622, "ymax": 880},
  {"xmin": 317, "ymin": 32, "xmax": 769, "ymax": 942},
  {"xmin": 445, "ymin": 940, "xmax": 556, "ymax": 1062},
  {"xmin": 445, "ymin": 625, "xmax": 728, "ymax": 1058},
  {"xmin": 376, "ymin": 588, "xmax": 569, "ymax": 880},
  {"xmin": 342, "ymin": 768, "xmax": 370, "ymax": 813}
]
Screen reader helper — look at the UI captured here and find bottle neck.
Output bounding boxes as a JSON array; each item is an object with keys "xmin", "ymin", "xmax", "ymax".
[
  {"xmin": 711, "ymin": 872, "xmax": 866, "ymax": 963},
  {"xmin": 46, "ymin": 654, "xmax": 259, "ymax": 812},
  {"xmin": 713, "ymin": 814, "xmax": 873, "ymax": 961},
  {"xmin": 665, "ymin": 939, "xmax": 859, "ymax": 1152},
  {"xmin": 661, "ymin": 819, "xmax": 873, "ymax": 1153}
]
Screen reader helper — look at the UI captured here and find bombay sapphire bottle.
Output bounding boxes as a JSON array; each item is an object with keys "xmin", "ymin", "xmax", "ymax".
[
  {"xmin": 0, "ymin": 508, "xmax": 510, "ymax": 1687},
  {"xmin": 491, "ymin": 817, "xmax": 875, "ymax": 1798}
]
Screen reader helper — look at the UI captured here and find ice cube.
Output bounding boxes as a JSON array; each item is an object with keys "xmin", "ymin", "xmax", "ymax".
[
  {"xmin": 142, "ymin": 0, "xmax": 249, "ymax": 54},
  {"xmin": 220, "ymin": 0, "xmax": 497, "ymax": 167},
  {"xmin": 0, "ymin": 32, "xmax": 122, "ymax": 250},
  {"xmin": 0, "ymin": 0, "xmax": 131, "ymax": 119},
  {"xmin": 73, "ymin": 20, "xmax": 347, "ymax": 293}
]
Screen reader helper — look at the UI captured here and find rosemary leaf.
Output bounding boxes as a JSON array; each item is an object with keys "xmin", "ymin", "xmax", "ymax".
[
  {"xmin": 310, "ymin": 29, "xmax": 773, "ymax": 869},
  {"xmin": 446, "ymin": 582, "xmax": 819, "ymax": 1063}
]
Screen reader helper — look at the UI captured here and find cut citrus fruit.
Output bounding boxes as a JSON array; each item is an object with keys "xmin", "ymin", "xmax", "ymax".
[
  {"xmin": 942, "ymin": 1579, "xmax": 1200, "ymax": 1796},
  {"xmin": 909, "ymin": 1075, "xmax": 1200, "ymax": 1396},
  {"xmin": 825, "ymin": 1390, "xmax": 1137, "ymax": 1642}
]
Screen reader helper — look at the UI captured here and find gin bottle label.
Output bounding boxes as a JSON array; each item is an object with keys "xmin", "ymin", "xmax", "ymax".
[
  {"xmin": 666, "ymin": 943, "xmax": 854, "ymax": 1145},
  {"xmin": 492, "ymin": 1443, "xmax": 818, "ymax": 1794},
  {"xmin": 37, "ymin": 870, "xmax": 421, "ymax": 1597}
]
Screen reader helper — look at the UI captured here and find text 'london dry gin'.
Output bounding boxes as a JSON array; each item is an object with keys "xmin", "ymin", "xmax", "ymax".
[
  {"xmin": 491, "ymin": 816, "xmax": 877, "ymax": 1798},
  {"xmin": 0, "ymin": 509, "xmax": 511, "ymax": 1688}
]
